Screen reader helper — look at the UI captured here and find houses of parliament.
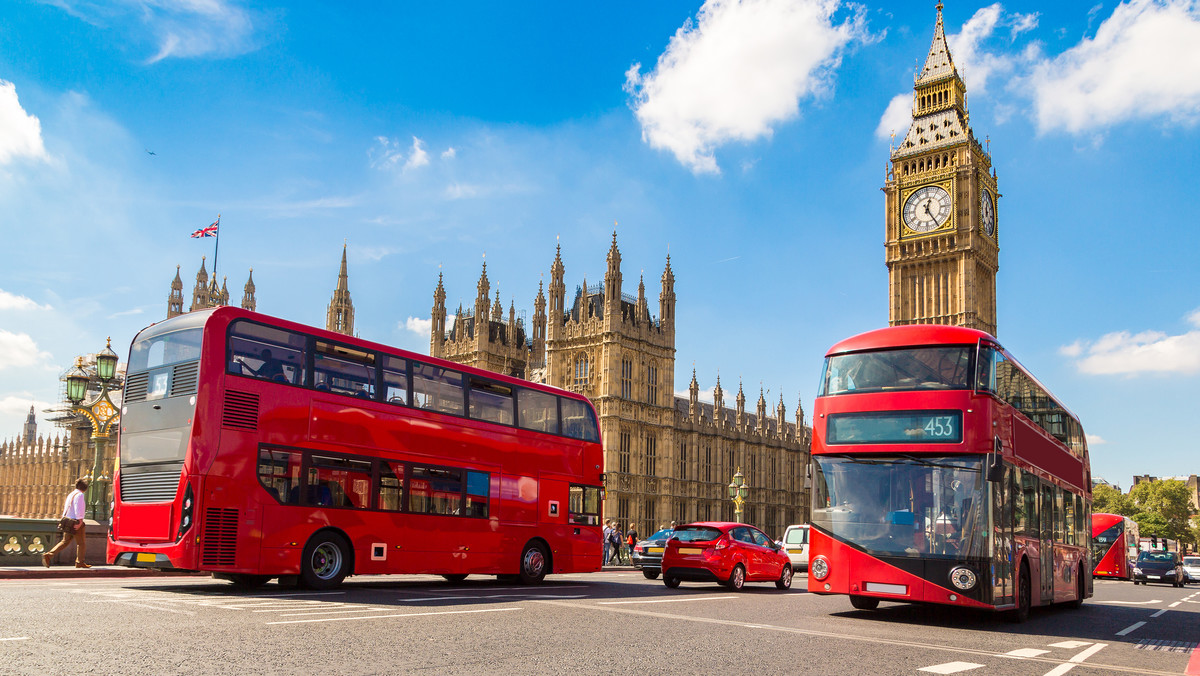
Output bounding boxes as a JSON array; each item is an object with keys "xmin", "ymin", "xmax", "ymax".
[{"xmin": 5, "ymin": 5, "xmax": 1000, "ymax": 537}]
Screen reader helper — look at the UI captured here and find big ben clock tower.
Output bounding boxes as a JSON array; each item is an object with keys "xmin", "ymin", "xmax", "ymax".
[{"xmin": 885, "ymin": 3, "xmax": 998, "ymax": 335}]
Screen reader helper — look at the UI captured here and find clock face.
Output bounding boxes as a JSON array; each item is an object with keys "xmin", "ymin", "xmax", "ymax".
[
  {"xmin": 903, "ymin": 185, "xmax": 952, "ymax": 233},
  {"xmin": 981, "ymin": 190, "xmax": 995, "ymax": 237}
]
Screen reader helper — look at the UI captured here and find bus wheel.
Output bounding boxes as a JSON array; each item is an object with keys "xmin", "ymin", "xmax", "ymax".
[
  {"xmin": 1008, "ymin": 562, "xmax": 1031, "ymax": 623},
  {"xmin": 849, "ymin": 595, "xmax": 879, "ymax": 610},
  {"xmin": 726, "ymin": 564, "xmax": 746, "ymax": 591},
  {"xmin": 642, "ymin": 569, "xmax": 660, "ymax": 580},
  {"xmin": 301, "ymin": 532, "xmax": 350, "ymax": 590},
  {"xmin": 442, "ymin": 574, "xmax": 468, "ymax": 583},
  {"xmin": 776, "ymin": 565, "xmax": 793, "ymax": 590},
  {"xmin": 517, "ymin": 541, "xmax": 548, "ymax": 585}
]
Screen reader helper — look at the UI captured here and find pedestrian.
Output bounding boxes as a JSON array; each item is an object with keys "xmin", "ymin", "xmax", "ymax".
[
  {"xmin": 43, "ymin": 478, "xmax": 89, "ymax": 569},
  {"xmin": 608, "ymin": 522, "xmax": 623, "ymax": 564},
  {"xmin": 602, "ymin": 520, "xmax": 613, "ymax": 565},
  {"xmin": 626, "ymin": 524, "xmax": 639, "ymax": 558}
]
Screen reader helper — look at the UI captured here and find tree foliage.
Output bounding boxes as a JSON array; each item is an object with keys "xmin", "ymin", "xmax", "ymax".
[
  {"xmin": 1092, "ymin": 483, "xmax": 1135, "ymax": 516},
  {"xmin": 1129, "ymin": 480, "xmax": 1195, "ymax": 545}
]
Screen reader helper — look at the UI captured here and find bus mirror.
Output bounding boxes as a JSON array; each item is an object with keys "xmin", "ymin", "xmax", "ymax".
[{"xmin": 986, "ymin": 437, "xmax": 1004, "ymax": 482}]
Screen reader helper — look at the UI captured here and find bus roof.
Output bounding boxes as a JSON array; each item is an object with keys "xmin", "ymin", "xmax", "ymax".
[{"xmin": 826, "ymin": 324, "xmax": 995, "ymax": 357}]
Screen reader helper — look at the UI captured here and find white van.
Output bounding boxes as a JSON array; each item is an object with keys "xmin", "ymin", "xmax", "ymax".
[{"xmin": 782, "ymin": 524, "xmax": 810, "ymax": 571}]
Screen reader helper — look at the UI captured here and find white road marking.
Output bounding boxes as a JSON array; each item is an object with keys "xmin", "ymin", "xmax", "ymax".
[
  {"xmin": 918, "ymin": 662, "xmax": 985, "ymax": 674},
  {"xmin": 1095, "ymin": 600, "xmax": 1162, "ymax": 605},
  {"xmin": 1151, "ymin": 609, "xmax": 1167, "ymax": 618},
  {"xmin": 1116, "ymin": 622, "xmax": 1146, "ymax": 636},
  {"xmin": 265, "ymin": 606, "xmax": 522, "ymax": 625},
  {"xmin": 0, "ymin": 637, "xmax": 30, "ymax": 642},
  {"xmin": 1067, "ymin": 643, "xmax": 1107, "ymax": 663},
  {"xmin": 598, "ymin": 595, "xmax": 737, "ymax": 605},
  {"xmin": 1169, "ymin": 601, "xmax": 1182, "ymax": 607},
  {"xmin": 396, "ymin": 593, "xmax": 586, "ymax": 602},
  {"xmin": 1002, "ymin": 648, "xmax": 1050, "ymax": 658},
  {"xmin": 1049, "ymin": 641, "xmax": 1091, "ymax": 649},
  {"xmin": 84, "ymin": 599, "xmax": 197, "ymax": 615},
  {"xmin": 276, "ymin": 607, "xmax": 392, "ymax": 617}
]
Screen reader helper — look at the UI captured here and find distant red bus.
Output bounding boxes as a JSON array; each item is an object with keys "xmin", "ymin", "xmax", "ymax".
[
  {"xmin": 808, "ymin": 325, "xmax": 1092, "ymax": 621},
  {"xmin": 109, "ymin": 307, "xmax": 604, "ymax": 588},
  {"xmin": 1091, "ymin": 513, "xmax": 1139, "ymax": 580}
]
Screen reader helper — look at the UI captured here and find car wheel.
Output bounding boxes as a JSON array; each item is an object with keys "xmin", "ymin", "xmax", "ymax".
[
  {"xmin": 664, "ymin": 575, "xmax": 680, "ymax": 589},
  {"xmin": 727, "ymin": 564, "xmax": 746, "ymax": 591},
  {"xmin": 517, "ymin": 541, "xmax": 548, "ymax": 585},
  {"xmin": 776, "ymin": 565, "xmax": 793, "ymax": 590},
  {"xmin": 642, "ymin": 569, "xmax": 660, "ymax": 580},
  {"xmin": 849, "ymin": 595, "xmax": 879, "ymax": 610},
  {"xmin": 300, "ymin": 531, "xmax": 350, "ymax": 590},
  {"xmin": 1008, "ymin": 561, "xmax": 1031, "ymax": 623},
  {"xmin": 442, "ymin": 574, "xmax": 468, "ymax": 583}
]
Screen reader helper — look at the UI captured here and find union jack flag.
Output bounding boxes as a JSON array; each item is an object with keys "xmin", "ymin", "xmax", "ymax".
[{"xmin": 191, "ymin": 215, "xmax": 220, "ymax": 238}]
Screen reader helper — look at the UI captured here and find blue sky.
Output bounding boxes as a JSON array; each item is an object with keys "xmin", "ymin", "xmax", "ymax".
[{"xmin": 1, "ymin": 0, "xmax": 1198, "ymax": 489}]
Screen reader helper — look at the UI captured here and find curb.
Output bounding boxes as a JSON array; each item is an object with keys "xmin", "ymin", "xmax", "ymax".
[{"xmin": 0, "ymin": 566, "xmax": 208, "ymax": 580}]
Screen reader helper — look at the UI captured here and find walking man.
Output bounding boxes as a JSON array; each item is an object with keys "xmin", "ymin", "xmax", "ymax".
[{"xmin": 44, "ymin": 478, "xmax": 89, "ymax": 568}]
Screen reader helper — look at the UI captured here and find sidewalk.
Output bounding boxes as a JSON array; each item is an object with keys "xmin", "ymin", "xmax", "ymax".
[{"xmin": 0, "ymin": 565, "xmax": 207, "ymax": 580}]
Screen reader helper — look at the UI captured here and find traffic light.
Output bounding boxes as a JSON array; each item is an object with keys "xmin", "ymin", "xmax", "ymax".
[{"xmin": 1151, "ymin": 535, "xmax": 1158, "ymax": 549}]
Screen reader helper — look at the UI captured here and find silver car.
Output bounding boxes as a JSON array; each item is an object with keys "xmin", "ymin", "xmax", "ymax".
[
  {"xmin": 1183, "ymin": 556, "xmax": 1200, "ymax": 583},
  {"xmin": 781, "ymin": 524, "xmax": 810, "ymax": 571}
]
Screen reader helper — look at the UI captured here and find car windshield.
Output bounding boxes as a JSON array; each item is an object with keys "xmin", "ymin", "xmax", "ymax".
[
  {"xmin": 1184, "ymin": 557, "xmax": 1200, "ymax": 566},
  {"xmin": 1138, "ymin": 552, "xmax": 1174, "ymax": 563},
  {"xmin": 645, "ymin": 529, "xmax": 673, "ymax": 541},
  {"xmin": 671, "ymin": 526, "xmax": 722, "ymax": 542},
  {"xmin": 784, "ymin": 528, "xmax": 808, "ymax": 545},
  {"xmin": 811, "ymin": 454, "xmax": 986, "ymax": 560}
]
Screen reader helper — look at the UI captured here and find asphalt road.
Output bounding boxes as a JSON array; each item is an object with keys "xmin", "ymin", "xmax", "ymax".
[{"xmin": 1, "ymin": 571, "xmax": 1196, "ymax": 675}]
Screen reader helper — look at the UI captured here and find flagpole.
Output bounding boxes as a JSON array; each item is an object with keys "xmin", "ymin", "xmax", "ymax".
[{"xmin": 212, "ymin": 214, "xmax": 221, "ymax": 281}]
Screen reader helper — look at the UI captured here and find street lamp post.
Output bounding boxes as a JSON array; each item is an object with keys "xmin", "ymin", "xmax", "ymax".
[
  {"xmin": 64, "ymin": 338, "xmax": 121, "ymax": 523},
  {"xmin": 727, "ymin": 468, "xmax": 748, "ymax": 522}
]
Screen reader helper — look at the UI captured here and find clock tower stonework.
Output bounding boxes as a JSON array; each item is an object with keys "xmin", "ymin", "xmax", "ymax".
[{"xmin": 885, "ymin": 3, "xmax": 998, "ymax": 336}]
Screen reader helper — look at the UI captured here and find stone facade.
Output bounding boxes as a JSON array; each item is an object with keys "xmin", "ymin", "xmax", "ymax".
[
  {"xmin": 431, "ymin": 234, "xmax": 810, "ymax": 539},
  {"xmin": 884, "ymin": 4, "xmax": 999, "ymax": 336}
]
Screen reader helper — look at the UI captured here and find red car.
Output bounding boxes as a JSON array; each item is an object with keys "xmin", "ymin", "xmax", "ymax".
[{"xmin": 660, "ymin": 522, "xmax": 793, "ymax": 591}]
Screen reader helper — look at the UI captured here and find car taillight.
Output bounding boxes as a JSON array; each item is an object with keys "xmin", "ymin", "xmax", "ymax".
[
  {"xmin": 714, "ymin": 537, "xmax": 728, "ymax": 550},
  {"xmin": 634, "ymin": 545, "xmax": 643, "ymax": 553}
]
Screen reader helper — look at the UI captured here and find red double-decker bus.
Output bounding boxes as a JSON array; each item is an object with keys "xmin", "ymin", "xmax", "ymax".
[
  {"xmin": 1091, "ymin": 513, "xmax": 1139, "ymax": 580},
  {"xmin": 108, "ymin": 307, "xmax": 604, "ymax": 588},
  {"xmin": 808, "ymin": 325, "xmax": 1091, "ymax": 621}
]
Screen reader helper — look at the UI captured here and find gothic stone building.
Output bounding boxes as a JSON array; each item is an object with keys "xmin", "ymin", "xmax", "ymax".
[
  {"xmin": 431, "ymin": 235, "xmax": 810, "ymax": 538},
  {"xmin": 885, "ymin": 3, "xmax": 999, "ymax": 336}
]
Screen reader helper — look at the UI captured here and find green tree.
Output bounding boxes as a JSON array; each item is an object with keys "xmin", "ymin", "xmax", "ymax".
[
  {"xmin": 1130, "ymin": 480, "xmax": 1193, "ymax": 544},
  {"xmin": 1092, "ymin": 483, "xmax": 1135, "ymax": 516}
]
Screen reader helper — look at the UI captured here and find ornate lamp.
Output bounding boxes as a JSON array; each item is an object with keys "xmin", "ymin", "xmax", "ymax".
[
  {"xmin": 65, "ymin": 358, "xmax": 90, "ymax": 405},
  {"xmin": 96, "ymin": 337, "xmax": 118, "ymax": 382},
  {"xmin": 727, "ymin": 468, "xmax": 748, "ymax": 522}
]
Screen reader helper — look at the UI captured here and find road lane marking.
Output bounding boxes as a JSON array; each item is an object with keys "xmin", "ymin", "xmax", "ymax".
[
  {"xmin": 1049, "ymin": 641, "xmax": 1092, "ymax": 649},
  {"xmin": 276, "ymin": 607, "xmax": 393, "ymax": 617},
  {"xmin": 1170, "ymin": 602, "xmax": 1182, "ymax": 607},
  {"xmin": 0, "ymin": 637, "xmax": 29, "ymax": 642},
  {"xmin": 1068, "ymin": 644, "xmax": 1108, "ymax": 663},
  {"xmin": 598, "ymin": 595, "xmax": 738, "ymax": 605},
  {"xmin": 266, "ymin": 606, "xmax": 521, "ymax": 625},
  {"xmin": 396, "ymin": 593, "xmax": 586, "ymax": 602},
  {"xmin": 1116, "ymin": 622, "xmax": 1146, "ymax": 636},
  {"xmin": 85, "ymin": 599, "xmax": 197, "ymax": 615},
  {"xmin": 919, "ymin": 662, "xmax": 984, "ymax": 674},
  {"xmin": 1150, "ymin": 609, "xmax": 1167, "ymax": 617},
  {"xmin": 1002, "ymin": 648, "xmax": 1050, "ymax": 658},
  {"xmin": 1095, "ymin": 600, "xmax": 1162, "ymax": 605}
]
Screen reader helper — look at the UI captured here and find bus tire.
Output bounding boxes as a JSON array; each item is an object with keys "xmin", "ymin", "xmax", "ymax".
[
  {"xmin": 517, "ymin": 541, "xmax": 549, "ymax": 585},
  {"xmin": 300, "ymin": 531, "xmax": 350, "ymax": 590},
  {"xmin": 1009, "ymin": 562, "xmax": 1031, "ymax": 623},
  {"xmin": 726, "ymin": 564, "xmax": 746, "ymax": 591},
  {"xmin": 776, "ymin": 564, "xmax": 793, "ymax": 590},
  {"xmin": 442, "ymin": 574, "xmax": 468, "ymax": 583},
  {"xmin": 849, "ymin": 595, "xmax": 879, "ymax": 610},
  {"xmin": 1067, "ymin": 565, "xmax": 1085, "ymax": 609},
  {"xmin": 642, "ymin": 569, "xmax": 660, "ymax": 580}
]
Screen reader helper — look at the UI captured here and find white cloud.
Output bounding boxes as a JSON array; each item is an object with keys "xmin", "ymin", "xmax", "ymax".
[
  {"xmin": 0, "ymin": 330, "xmax": 53, "ymax": 370},
  {"xmin": 444, "ymin": 183, "xmax": 480, "ymax": 200},
  {"xmin": 52, "ymin": 0, "xmax": 259, "ymax": 63},
  {"xmin": 1087, "ymin": 433, "xmax": 1107, "ymax": 445},
  {"xmin": 876, "ymin": 93, "xmax": 913, "ymax": 140},
  {"xmin": 0, "ymin": 80, "xmax": 48, "ymax": 165},
  {"xmin": 1062, "ymin": 308, "xmax": 1200, "ymax": 375},
  {"xmin": 1028, "ymin": 0, "xmax": 1200, "ymax": 134},
  {"xmin": 441, "ymin": 147, "xmax": 457, "ymax": 160},
  {"xmin": 404, "ymin": 137, "xmax": 430, "ymax": 171},
  {"xmin": 0, "ymin": 395, "xmax": 54, "ymax": 429},
  {"xmin": 626, "ymin": 0, "xmax": 871, "ymax": 174},
  {"xmin": 404, "ymin": 316, "xmax": 432, "ymax": 337},
  {"xmin": 0, "ymin": 289, "xmax": 52, "ymax": 311}
]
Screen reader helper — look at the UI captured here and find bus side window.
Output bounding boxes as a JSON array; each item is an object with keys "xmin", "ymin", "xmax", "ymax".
[
  {"xmin": 517, "ymin": 388, "xmax": 559, "ymax": 434},
  {"xmin": 258, "ymin": 448, "xmax": 300, "ymax": 505},
  {"xmin": 976, "ymin": 347, "xmax": 997, "ymax": 392},
  {"xmin": 378, "ymin": 461, "xmax": 405, "ymax": 512},
  {"xmin": 412, "ymin": 363, "xmax": 465, "ymax": 416},
  {"xmin": 560, "ymin": 397, "xmax": 599, "ymax": 442},
  {"xmin": 468, "ymin": 377, "xmax": 514, "ymax": 425},
  {"xmin": 466, "ymin": 471, "xmax": 489, "ymax": 518},
  {"xmin": 382, "ymin": 355, "xmax": 409, "ymax": 406},
  {"xmin": 228, "ymin": 320, "xmax": 307, "ymax": 385}
]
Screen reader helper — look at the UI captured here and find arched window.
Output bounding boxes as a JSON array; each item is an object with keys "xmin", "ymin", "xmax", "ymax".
[{"xmin": 574, "ymin": 353, "xmax": 590, "ymax": 388}]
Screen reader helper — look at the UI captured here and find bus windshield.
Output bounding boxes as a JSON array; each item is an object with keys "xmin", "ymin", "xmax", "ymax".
[
  {"xmin": 819, "ymin": 346, "xmax": 973, "ymax": 396},
  {"xmin": 811, "ymin": 455, "xmax": 986, "ymax": 560}
]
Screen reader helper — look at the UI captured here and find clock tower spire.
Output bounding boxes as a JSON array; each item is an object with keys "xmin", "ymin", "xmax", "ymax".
[{"xmin": 884, "ymin": 3, "xmax": 999, "ymax": 335}]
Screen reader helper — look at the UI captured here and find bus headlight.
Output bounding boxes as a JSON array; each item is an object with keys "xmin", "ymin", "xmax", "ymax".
[
  {"xmin": 949, "ymin": 566, "xmax": 977, "ymax": 591},
  {"xmin": 811, "ymin": 555, "xmax": 830, "ymax": 581}
]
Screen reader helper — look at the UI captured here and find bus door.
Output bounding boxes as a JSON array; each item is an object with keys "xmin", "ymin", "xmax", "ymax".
[{"xmin": 1039, "ymin": 482, "xmax": 1055, "ymax": 603}]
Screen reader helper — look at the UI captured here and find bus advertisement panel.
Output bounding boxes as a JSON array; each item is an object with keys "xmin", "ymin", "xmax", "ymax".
[
  {"xmin": 108, "ymin": 307, "xmax": 604, "ymax": 588},
  {"xmin": 808, "ymin": 325, "xmax": 1091, "ymax": 622},
  {"xmin": 1091, "ymin": 513, "xmax": 1139, "ymax": 580}
]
